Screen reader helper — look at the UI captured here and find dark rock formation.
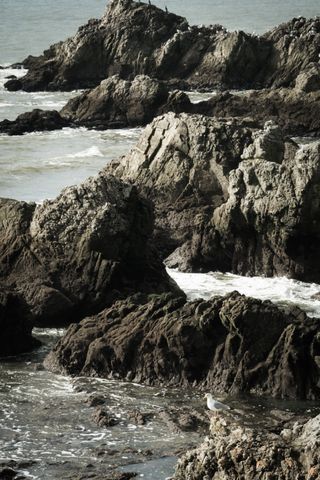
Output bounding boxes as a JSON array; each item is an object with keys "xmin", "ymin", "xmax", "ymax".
[
  {"xmin": 44, "ymin": 291, "xmax": 320, "ymax": 400},
  {"xmin": 0, "ymin": 288, "xmax": 40, "ymax": 357},
  {"xmin": 60, "ymin": 74, "xmax": 191, "ymax": 129},
  {"xmin": 92, "ymin": 407, "xmax": 119, "ymax": 427},
  {"xmin": 6, "ymin": 1, "xmax": 320, "ymax": 92},
  {"xmin": 108, "ymin": 112, "xmax": 253, "ymax": 271},
  {"xmin": 0, "ymin": 109, "xmax": 70, "ymax": 136},
  {"xmin": 197, "ymin": 88, "xmax": 320, "ymax": 136},
  {"xmin": 174, "ymin": 414, "xmax": 320, "ymax": 480},
  {"xmin": 0, "ymin": 174, "xmax": 181, "ymax": 328},
  {"xmin": 109, "ymin": 112, "xmax": 320, "ymax": 282}
]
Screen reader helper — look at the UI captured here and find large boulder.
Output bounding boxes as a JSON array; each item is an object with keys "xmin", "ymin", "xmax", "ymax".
[
  {"xmin": 44, "ymin": 291, "xmax": 320, "ymax": 400},
  {"xmin": 0, "ymin": 289, "xmax": 40, "ymax": 356},
  {"xmin": 109, "ymin": 113, "xmax": 320, "ymax": 282},
  {"xmin": 60, "ymin": 74, "xmax": 191, "ymax": 129},
  {"xmin": 108, "ymin": 112, "xmax": 253, "ymax": 270},
  {"xmin": 5, "ymin": 2, "xmax": 320, "ymax": 93},
  {"xmin": 174, "ymin": 414, "xmax": 320, "ymax": 480},
  {"xmin": 0, "ymin": 174, "xmax": 180, "ymax": 328}
]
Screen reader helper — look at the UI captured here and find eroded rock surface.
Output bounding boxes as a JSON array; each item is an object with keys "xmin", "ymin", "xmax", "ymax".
[
  {"xmin": 6, "ymin": 1, "xmax": 320, "ymax": 92},
  {"xmin": 44, "ymin": 291, "xmax": 320, "ymax": 400},
  {"xmin": 109, "ymin": 112, "xmax": 320, "ymax": 281},
  {"xmin": 174, "ymin": 414, "xmax": 320, "ymax": 480},
  {"xmin": 0, "ymin": 174, "xmax": 180, "ymax": 329}
]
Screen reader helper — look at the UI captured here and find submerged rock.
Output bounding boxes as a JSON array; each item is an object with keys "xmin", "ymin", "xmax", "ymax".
[
  {"xmin": 0, "ymin": 173, "xmax": 180, "ymax": 330},
  {"xmin": 6, "ymin": 2, "xmax": 320, "ymax": 92},
  {"xmin": 174, "ymin": 414, "xmax": 320, "ymax": 480},
  {"xmin": 44, "ymin": 291, "xmax": 320, "ymax": 400},
  {"xmin": 0, "ymin": 109, "xmax": 70, "ymax": 135}
]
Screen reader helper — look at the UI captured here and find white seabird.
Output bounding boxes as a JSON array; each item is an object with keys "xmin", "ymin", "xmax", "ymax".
[{"xmin": 204, "ymin": 393, "xmax": 231, "ymax": 413}]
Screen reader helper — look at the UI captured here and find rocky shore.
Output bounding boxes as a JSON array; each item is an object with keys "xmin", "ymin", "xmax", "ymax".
[{"xmin": 1, "ymin": 1, "xmax": 320, "ymax": 479}]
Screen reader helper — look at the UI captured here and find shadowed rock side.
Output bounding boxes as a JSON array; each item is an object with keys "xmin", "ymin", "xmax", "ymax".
[
  {"xmin": 0, "ymin": 289, "xmax": 41, "ymax": 356},
  {"xmin": 109, "ymin": 112, "xmax": 320, "ymax": 282},
  {"xmin": 0, "ymin": 175, "xmax": 181, "ymax": 332},
  {"xmin": 5, "ymin": 0, "xmax": 320, "ymax": 92},
  {"xmin": 174, "ymin": 414, "xmax": 320, "ymax": 480},
  {"xmin": 44, "ymin": 291, "xmax": 320, "ymax": 400}
]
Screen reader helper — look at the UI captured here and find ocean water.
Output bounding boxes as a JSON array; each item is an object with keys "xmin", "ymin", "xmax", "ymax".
[{"xmin": 1, "ymin": 0, "xmax": 320, "ymax": 65}]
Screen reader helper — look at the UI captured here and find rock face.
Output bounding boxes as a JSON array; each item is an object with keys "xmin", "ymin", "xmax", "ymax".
[
  {"xmin": 60, "ymin": 74, "xmax": 191, "ymax": 129},
  {"xmin": 44, "ymin": 291, "xmax": 320, "ymax": 400},
  {"xmin": 0, "ymin": 175, "xmax": 180, "ymax": 328},
  {"xmin": 6, "ymin": 1, "xmax": 320, "ymax": 92},
  {"xmin": 109, "ymin": 112, "xmax": 320, "ymax": 282},
  {"xmin": 0, "ymin": 109, "xmax": 70, "ymax": 135},
  {"xmin": 108, "ymin": 112, "xmax": 253, "ymax": 271},
  {"xmin": 174, "ymin": 414, "xmax": 320, "ymax": 480}
]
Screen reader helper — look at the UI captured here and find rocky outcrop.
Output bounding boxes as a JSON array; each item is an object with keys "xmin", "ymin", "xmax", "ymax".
[
  {"xmin": 109, "ymin": 112, "xmax": 320, "ymax": 281},
  {"xmin": 6, "ymin": 1, "xmax": 320, "ymax": 92},
  {"xmin": 60, "ymin": 75, "xmax": 191, "ymax": 129},
  {"xmin": 0, "ymin": 289, "xmax": 40, "ymax": 356},
  {"xmin": 108, "ymin": 112, "xmax": 253, "ymax": 270},
  {"xmin": 174, "ymin": 414, "xmax": 320, "ymax": 480},
  {"xmin": 0, "ymin": 174, "xmax": 180, "ymax": 328},
  {"xmin": 44, "ymin": 291, "xmax": 320, "ymax": 400},
  {"xmin": 0, "ymin": 109, "xmax": 70, "ymax": 135},
  {"xmin": 198, "ymin": 87, "xmax": 320, "ymax": 136}
]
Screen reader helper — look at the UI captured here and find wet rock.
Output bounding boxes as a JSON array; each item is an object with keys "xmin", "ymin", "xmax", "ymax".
[
  {"xmin": 127, "ymin": 409, "xmax": 153, "ymax": 426},
  {"xmin": 92, "ymin": 407, "xmax": 119, "ymax": 427},
  {"xmin": 0, "ymin": 468, "xmax": 17, "ymax": 480},
  {"xmin": 173, "ymin": 414, "xmax": 320, "ymax": 480},
  {"xmin": 45, "ymin": 291, "xmax": 320, "ymax": 399},
  {"xmin": 60, "ymin": 75, "xmax": 191, "ymax": 129},
  {"xmin": 4, "ymin": 79, "xmax": 22, "ymax": 91},
  {"xmin": 0, "ymin": 173, "xmax": 181, "ymax": 330},
  {"xmin": 158, "ymin": 407, "xmax": 209, "ymax": 433},
  {"xmin": 0, "ymin": 109, "xmax": 71, "ymax": 135},
  {"xmin": 85, "ymin": 394, "xmax": 106, "ymax": 407},
  {"xmin": 6, "ymin": 3, "xmax": 320, "ymax": 92}
]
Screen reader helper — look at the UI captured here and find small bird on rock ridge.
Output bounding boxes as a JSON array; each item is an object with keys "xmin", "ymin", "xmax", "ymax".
[{"xmin": 204, "ymin": 393, "xmax": 230, "ymax": 413}]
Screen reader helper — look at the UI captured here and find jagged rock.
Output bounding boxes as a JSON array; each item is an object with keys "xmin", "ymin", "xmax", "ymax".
[
  {"xmin": 0, "ymin": 174, "xmax": 181, "ymax": 329},
  {"xmin": 197, "ymin": 87, "xmax": 320, "ymax": 136},
  {"xmin": 0, "ymin": 109, "xmax": 70, "ymax": 135},
  {"xmin": 8, "ymin": 2, "xmax": 320, "ymax": 92},
  {"xmin": 173, "ymin": 414, "xmax": 320, "ymax": 480},
  {"xmin": 109, "ymin": 112, "xmax": 320, "ymax": 281},
  {"xmin": 60, "ymin": 75, "xmax": 191, "ymax": 129},
  {"xmin": 108, "ymin": 112, "xmax": 253, "ymax": 270},
  {"xmin": 295, "ymin": 62, "xmax": 320, "ymax": 93},
  {"xmin": 44, "ymin": 291, "xmax": 320, "ymax": 400},
  {"xmin": 92, "ymin": 407, "xmax": 119, "ymax": 427},
  {"xmin": 0, "ymin": 289, "xmax": 40, "ymax": 357}
]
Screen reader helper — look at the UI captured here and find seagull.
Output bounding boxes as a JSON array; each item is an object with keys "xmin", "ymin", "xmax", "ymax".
[{"xmin": 204, "ymin": 393, "xmax": 231, "ymax": 413}]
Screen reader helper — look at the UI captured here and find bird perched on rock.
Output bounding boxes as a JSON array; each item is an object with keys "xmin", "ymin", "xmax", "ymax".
[{"xmin": 204, "ymin": 393, "xmax": 230, "ymax": 413}]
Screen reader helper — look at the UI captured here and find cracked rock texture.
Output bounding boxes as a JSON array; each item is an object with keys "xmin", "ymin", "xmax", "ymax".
[
  {"xmin": 0, "ymin": 174, "xmax": 180, "ymax": 335},
  {"xmin": 44, "ymin": 291, "xmax": 320, "ymax": 400},
  {"xmin": 173, "ymin": 414, "xmax": 320, "ymax": 480},
  {"xmin": 109, "ymin": 112, "xmax": 320, "ymax": 282},
  {"xmin": 5, "ymin": 1, "xmax": 320, "ymax": 92}
]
